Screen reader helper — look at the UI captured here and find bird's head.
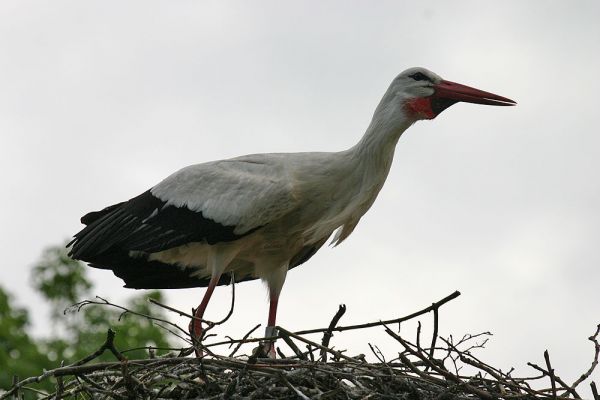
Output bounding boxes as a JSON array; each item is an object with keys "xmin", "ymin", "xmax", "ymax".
[{"xmin": 383, "ymin": 67, "xmax": 516, "ymax": 121}]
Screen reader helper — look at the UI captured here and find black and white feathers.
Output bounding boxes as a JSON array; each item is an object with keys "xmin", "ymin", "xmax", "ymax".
[{"xmin": 68, "ymin": 154, "xmax": 339, "ymax": 289}]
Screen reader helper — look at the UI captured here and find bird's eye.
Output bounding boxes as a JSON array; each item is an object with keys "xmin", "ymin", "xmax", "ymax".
[{"xmin": 409, "ymin": 72, "xmax": 431, "ymax": 82}]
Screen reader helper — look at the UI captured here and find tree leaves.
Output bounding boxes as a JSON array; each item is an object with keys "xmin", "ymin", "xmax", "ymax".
[{"xmin": 0, "ymin": 242, "xmax": 175, "ymax": 395}]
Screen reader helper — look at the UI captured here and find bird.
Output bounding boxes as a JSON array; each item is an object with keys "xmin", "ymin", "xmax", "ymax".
[{"xmin": 68, "ymin": 67, "xmax": 515, "ymax": 357}]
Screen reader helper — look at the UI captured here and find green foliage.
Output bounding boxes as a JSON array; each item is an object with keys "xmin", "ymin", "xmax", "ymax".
[
  {"xmin": 34, "ymin": 244, "xmax": 174, "ymax": 363},
  {"xmin": 0, "ymin": 287, "xmax": 54, "ymax": 391},
  {"xmin": 30, "ymin": 246, "xmax": 92, "ymax": 321},
  {"xmin": 1, "ymin": 242, "xmax": 176, "ymax": 395},
  {"xmin": 55, "ymin": 290, "xmax": 173, "ymax": 362}
]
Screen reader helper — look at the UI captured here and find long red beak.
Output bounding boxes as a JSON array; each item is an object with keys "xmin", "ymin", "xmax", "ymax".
[
  {"xmin": 405, "ymin": 78, "xmax": 516, "ymax": 119},
  {"xmin": 433, "ymin": 80, "xmax": 516, "ymax": 106}
]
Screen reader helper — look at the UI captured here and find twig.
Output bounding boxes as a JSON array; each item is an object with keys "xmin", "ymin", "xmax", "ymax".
[
  {"xmin": 55, "ymin": 361, "xmax": 65, "ymax": 400},
  {"xmin": 278, "ymin": 373, "xmax": 311, "ymax": 400},
  {"xmin": 74, "ymin": 296, "xmax": 190, "ymax": 337},
  {"xmin": 383, "ymin": 323, "xmax": 495, "ymax": 400},
  {"xmin": 148, "ymin": 298, "xmax": 195, "ymax": 320},
  {"xmin": 526, "ymin": 361, "xmax": 580, "ymax": 398},
  {"xmin": 544, "ymin": 350, "xmax": 557, "ymax": 399},
  {"xmin": 426, "ymin": 306, "xmax": 439, "ymax": 371},
  {"xmin": 591, "ymin": 381, "xmax": 599, "ymax": 400},
  {"xmin": 214, "ymin": 273, "xmax": 236, "ymax": 325},
  {"xmin": 1, "ymin": 329, "xmax": 126, "ymax": 400},
  {"xmin": 307, "ymin": 344, "xmax": 315, "ymax": 362},
  {"xmin": 121, "ymin": 360, "xmax": 135, "ymax": 398},
  {"xmin": 368, "ymin": 343, "xmax": 386, "ymax": 364},
  {"xmin": 18, "ymin": 387, "xmax": 48, "ymax": 397},
  {"xmin": 276, "ymin": 326, "xmax": 361, "ymax": 364},
  {"xmin": 276, "ymin": 347, "xmax": 287, "ymax": 359},
  {"xmin": 199, "ymin": 292, "xmax": 461, "ymax": 352},
  {"xmin": 11, "ymin": 375, "xmax": 19, "ymax": 400},
  {"xmin": 76, "ymin": 374, "xmax": 115, "ymax": 396},
  {"xmin": 396, "ymin": 351, "xmax": 446, "ymax": 386},
  {"xmin": 416, "ymin": 321, "xmax": 422, "ymax": 351},
  {"xmin": 229, "ymin": 324, "xmax": 261, "ymax": 357},
  {"xmin": 571, "ymin": 324, "xmax": 600, "ymax": 390},
  {"xmin": 120, "ymin": 345, "xmax": 188, "ymax": 355},
  {"xmin": 294, "ymin": 290, "xmax": 460, "ymax": 336},
  {"xmin": 457, "ymin": 353, "xmax": 540, "ymax": 397},
  {"xmin": 72, "ymin": 328, "xmax": 124, "ymax": 366},
  {"xmin": 279, "ymin": 329, "xmax": 308, "ymax": 360},
  {"xmin": 320, "ymin": 304, "xmax": 346, "ymax": 362}
]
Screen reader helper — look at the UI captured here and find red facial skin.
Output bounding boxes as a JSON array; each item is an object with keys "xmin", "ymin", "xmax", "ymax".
[{"xmin": 405, "ymin": 98, "xmax": 436, "ymax": 120}]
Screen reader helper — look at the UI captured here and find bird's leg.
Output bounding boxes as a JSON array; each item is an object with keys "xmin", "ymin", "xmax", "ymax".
[
  {"xmin": 259, "ymin": 265, "xmax": 287, "ymax": 358},
  {"xmin": 189, "ymin": 274, "xmax": 220, "ymax": 357},
  {"xmin": 262, "ymin": 293, "xmax": 279, "ymax": 358}
]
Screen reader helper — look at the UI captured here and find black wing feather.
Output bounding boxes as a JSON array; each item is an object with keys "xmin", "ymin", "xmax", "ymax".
[
  {"xmin": 69, "ymin": 190, "xmax": 247, "ymax": 262},
  {"xmin": 81, "ymin": 202, "xmax": 125, "ymax": 225}
]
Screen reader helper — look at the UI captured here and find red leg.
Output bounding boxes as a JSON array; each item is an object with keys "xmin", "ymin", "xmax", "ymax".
[
  {"xmin": 263, "ymin": 292, "xmax": 279, "ymax": 358},
  {"xmin": 268, "ymin": 293, "xmax": 278, "ymax": 326},
  {"xmin": 190, "ymin": 274, "xmax": 220, "ymax": 357}
]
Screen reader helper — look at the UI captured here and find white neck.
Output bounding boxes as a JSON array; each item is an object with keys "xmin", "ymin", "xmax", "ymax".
[
  {"xmin": 316, "ymin": 104, "xmax": 415, "ymax": 245},
  {"xmin": 349, "ymin": 98, "xmax": 415, "ymax": 177}
]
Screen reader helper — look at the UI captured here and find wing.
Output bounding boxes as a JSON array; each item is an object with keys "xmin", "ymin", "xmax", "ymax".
[
  {"xmin": 69, "ymin": 155, "xmax": 298, "ymax": 263},
  {"xmin": 150, "ymin": 155, "xmax": 298, "ymax": 234}
]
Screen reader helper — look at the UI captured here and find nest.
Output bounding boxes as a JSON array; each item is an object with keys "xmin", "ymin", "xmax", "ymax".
[{"xmin": 3, "ymin": 291, "xmax": 599, "ymax": 400}]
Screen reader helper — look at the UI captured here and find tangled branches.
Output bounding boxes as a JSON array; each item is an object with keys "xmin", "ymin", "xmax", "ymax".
[{"xmin": 3, "ymin": 290, "xmax": 599, "ymax": 400}]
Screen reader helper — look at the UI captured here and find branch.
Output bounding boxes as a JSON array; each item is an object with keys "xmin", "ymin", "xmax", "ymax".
[
  {"xmin": 1, "ymin": 329, "xmax": 126, "ymax": 400},
  {"xmin": 228, "ymin": 323, "xmax": 261, "ymax": 358},
  {"xmin": 425, "ymin": 306, "xmax": 439, "ymax": 371},
  {"xmin": 213, "ymin": 273, "xmax": 236, "ymax": 325},
  {"xmin": 383, "ymin": 323, "xmax": 495, "ymax": 400},
  {"xmin": 73, "ymin": 296, "xmax": 190, "ymax": 338},
  {"xmin": 571, "ymin": 323, "xmax": 600, "ymax": 390},
  {"xmin": 276, "ymin": 326, "xmax": 361, "ymax": 364},
  {"xmin": 591, "ymin": 381, "xmax": 599, "ymax": 400},
  {"xmin": 294, "ymin": 290, "xmax": 461, "ymax": 335},
  {"xmin": 544, "ymin": 350, "xmax": 557, "ymax": 399},
  {"xmin": 320, "ymin": 304, "xmax": 346, "ymax": 362},
  {"xmin": 200, "ymin": 291, "xmax": 460, "ymax": 351},
  {"xmin": 527, "ymin": 360, "xmax": 580, "ymax": 399}
]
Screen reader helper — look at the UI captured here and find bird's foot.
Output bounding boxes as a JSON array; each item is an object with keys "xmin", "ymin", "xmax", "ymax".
[
  {"xmin": 252, "ymin": 341, "xmax": 276, "ymax": 359},
  {"xmin": 263, "ymin": 342, "xmax": 276, "ymax": 359},
  {"xmin": 261, "ymin": 326, "xmax": 278, "ymax": 359}
]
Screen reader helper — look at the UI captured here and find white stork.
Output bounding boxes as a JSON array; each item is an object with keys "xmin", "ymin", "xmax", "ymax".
[{"xmin": 69, "ymin": 67, "xmax": 515, "ymax": 357}]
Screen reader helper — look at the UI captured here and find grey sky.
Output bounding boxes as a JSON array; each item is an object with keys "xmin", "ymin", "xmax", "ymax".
[{"xmin": 1, "ymin": 0, "xmax": 598, "ymax": 390}]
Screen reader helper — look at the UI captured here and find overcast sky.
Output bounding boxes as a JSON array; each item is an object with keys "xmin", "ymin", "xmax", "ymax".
[{"xmin": 1, "ymin": 0, "xmax": 598, "ymax": 391}]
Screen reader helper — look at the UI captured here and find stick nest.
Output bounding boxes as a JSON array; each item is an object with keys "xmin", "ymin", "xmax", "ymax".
[{"xmin": 4, "ymin": 291, "xmax": 599, "ymax": 400}]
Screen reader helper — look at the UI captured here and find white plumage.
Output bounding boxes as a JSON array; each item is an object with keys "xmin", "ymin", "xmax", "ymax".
[{"xmin": 69, "ymin": 67, "xmax": 515, "ymax": 357}]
